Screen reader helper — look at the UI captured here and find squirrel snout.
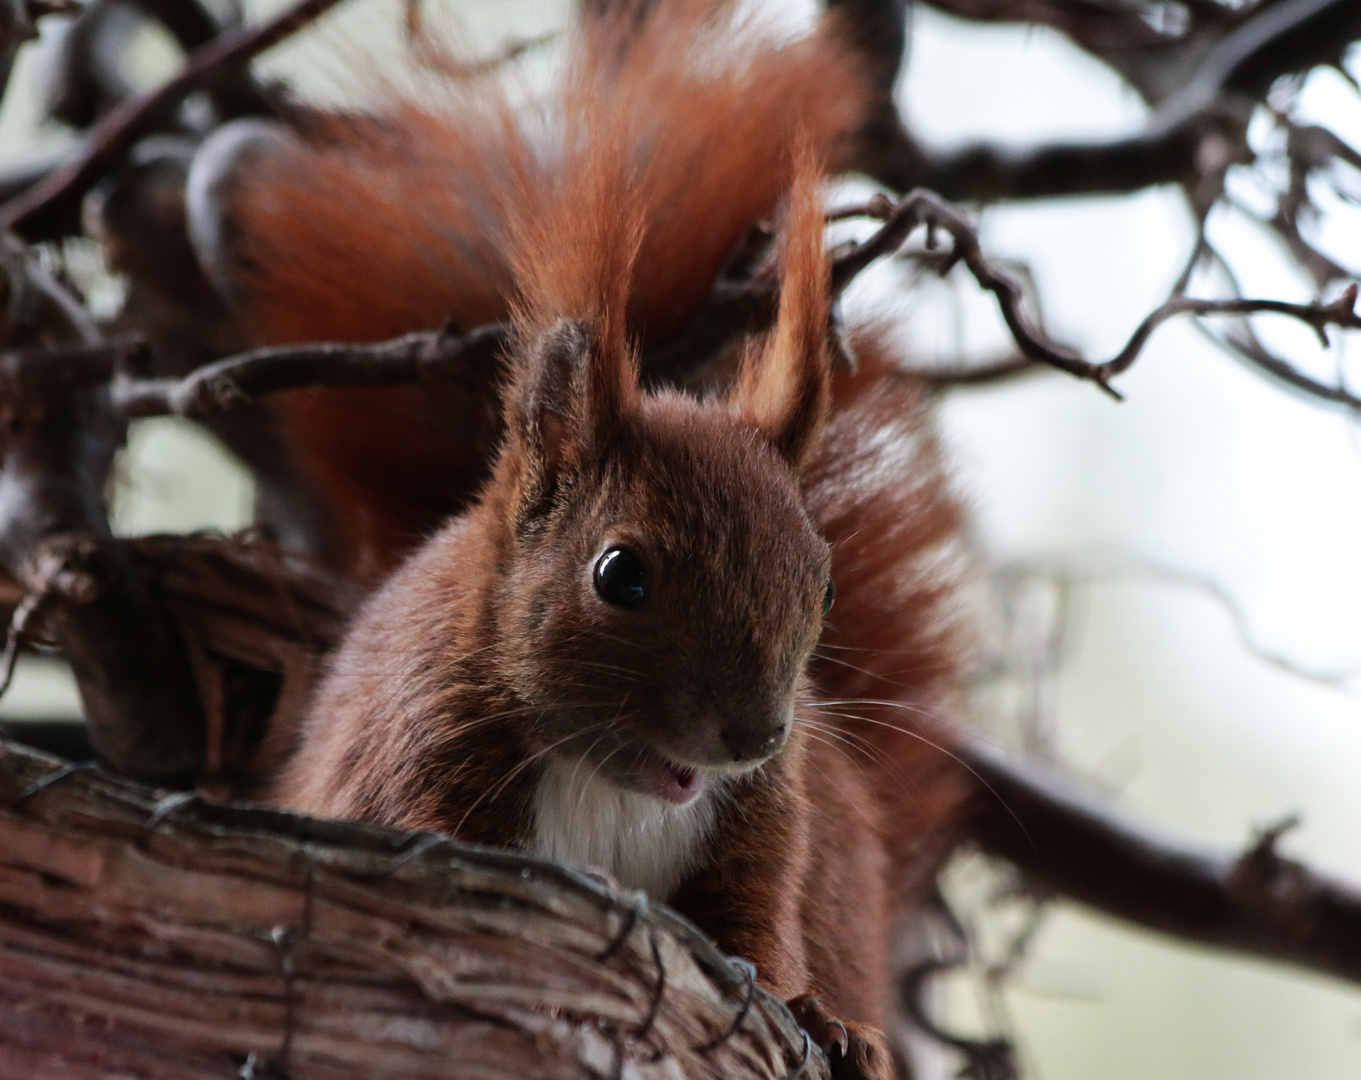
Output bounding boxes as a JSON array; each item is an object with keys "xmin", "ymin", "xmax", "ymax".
[{"xmin": 720, "ymin": 717, "xmax": 790, "ymax": 764}]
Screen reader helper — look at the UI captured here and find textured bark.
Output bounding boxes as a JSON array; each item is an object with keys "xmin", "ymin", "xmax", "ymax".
[
  {"xmin": 0, "ymin": 534, "xmax": 360, "ymax": 791},
  {"xmin": 0, "ymin": 737, "xmax": 826, "ymax": 1080}
]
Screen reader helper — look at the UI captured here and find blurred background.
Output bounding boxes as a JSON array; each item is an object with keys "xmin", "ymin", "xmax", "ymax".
[{"xmin": 1, "ymin": 1, "xmax": 1359, "ymax": 1076}]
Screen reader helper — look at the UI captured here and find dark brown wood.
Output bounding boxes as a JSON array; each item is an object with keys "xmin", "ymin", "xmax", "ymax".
[
  {"xmin": 115, "ymin": 324, "xmax": 511, "ymax": 418},
  {"xmin": 0, "ymin": 737, "xmax": 826, "ymax": 1080},
  {"xmin": 960, "ymin": 738, "xmax": 1361, "ymax": 987},
  {"xmin": 0, "ymin": 238, "xmax": 206, "ymax": 786},
  {"xmin": 0, "ymin": 0, "xmax": 344, "ymax": 236}
]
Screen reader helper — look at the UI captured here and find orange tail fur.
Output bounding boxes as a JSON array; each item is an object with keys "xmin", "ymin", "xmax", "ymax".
[
  {"xmin": 211, "ymin": 0, "xmax": 866, "ymax": 578},
  {"xmin": 805, "ymin": 336, "xmax": 978, "ymax": 904}
]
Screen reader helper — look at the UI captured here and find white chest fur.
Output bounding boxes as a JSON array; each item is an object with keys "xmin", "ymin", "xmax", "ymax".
[{"xmin": 528, "ymin": 756, "xmax": 718, "ymax": 900}]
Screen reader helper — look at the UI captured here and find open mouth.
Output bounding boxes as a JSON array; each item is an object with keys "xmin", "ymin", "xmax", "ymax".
[{"xmin": 632, "ymin": 747, "xmax": 707, "ymax": 806}]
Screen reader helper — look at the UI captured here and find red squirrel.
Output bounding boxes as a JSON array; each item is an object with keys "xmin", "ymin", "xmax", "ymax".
[{"xmin": 197, "ymin": 2, "xmax": 975, "ymax": 1074}]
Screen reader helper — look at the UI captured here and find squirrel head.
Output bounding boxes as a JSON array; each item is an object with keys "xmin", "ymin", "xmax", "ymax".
[{"xmin": 488, "ymin": 158, "xmax": 833, "ymax": 806}]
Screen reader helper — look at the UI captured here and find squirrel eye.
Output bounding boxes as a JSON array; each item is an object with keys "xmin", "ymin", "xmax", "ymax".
[
  {"xmin": 822, "ymin": 577, "xmax": 836, "ymax": 616},
  {"xmin": 594, "ymin": 546, "xmax": 646, "ymax": 608}
]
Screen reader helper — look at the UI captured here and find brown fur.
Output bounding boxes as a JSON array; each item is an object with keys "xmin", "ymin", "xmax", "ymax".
[
  {"xmin": 222, "ymin": 0, "xmax": 865, "ymax": 579},
  {"xmin": 257, "ymin": 4, "xmax": 975, "ymax": 1075}
]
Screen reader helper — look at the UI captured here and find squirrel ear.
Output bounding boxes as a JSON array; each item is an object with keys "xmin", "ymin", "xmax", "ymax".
[
  {"xmin": 507, "ymin": 318, "xmax": 637, "ymax": 515},
  {"xmin": 510, "ymin": 319, "xmax": 588, "ymax": 478},
  {"xmin": 730, "ymin": 153, "xmax": 832, "ymax": 469}
]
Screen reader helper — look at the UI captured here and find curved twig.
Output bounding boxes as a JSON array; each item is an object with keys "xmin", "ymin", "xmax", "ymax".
[
  {"xmin": 5, "ymin": 188, "xmax": 1355, "ymax": 416},
  {"xmin": 834, "ymin": 191, "xmax": 1361, "ymax": 405},
  {"xmin": 831, "ymin": 190, "xmax": 1116, "ymax": 391},
  {"xmin": 1100, "ymin": 284, "xmax": 1361, "ymax": 371}
]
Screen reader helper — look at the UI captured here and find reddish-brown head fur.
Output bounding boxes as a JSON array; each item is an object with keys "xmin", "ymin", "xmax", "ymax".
[{"xmin": 464, "ymin": 115, "xmax": 837, "ymax": 798}]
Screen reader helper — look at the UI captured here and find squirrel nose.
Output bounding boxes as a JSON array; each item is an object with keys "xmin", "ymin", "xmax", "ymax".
[{"xmin": 720, "ymin": 719, "xmax": 789, "ymax": 763}]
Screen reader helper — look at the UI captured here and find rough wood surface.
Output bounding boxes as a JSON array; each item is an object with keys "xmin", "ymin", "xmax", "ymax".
[
  {"xmin": 0, "ymin": 534, "xmax": 360, "ymax": 791},
  {"xmin": 0, "ymin": 738, "xmax": 825, "ymax": 1079}
]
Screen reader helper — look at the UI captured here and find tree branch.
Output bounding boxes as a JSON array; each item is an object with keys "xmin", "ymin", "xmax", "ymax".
[
  {"xmin": 127, "ymin": 0, "xmax": 272, "ymax": 120},
  {"xmin": 1095, "ymin": 285, "xmax": 1361, "ymax": 397},
  {"xmin": 959, "ymin": 738, "xmax": 1361, "ymax": 987},
  {"xmin": 833, "ymin": 191, "xmax": 1127, "ymax": 395},
  {"xmin": 834, "ymin": 193, "xmax": 1361, "ymax": 405},
  {"xmin": 3, "ymin": 187, "xmax": 1349, "ymax": 416},
  {"xmin": 0, "ymin": 0, "xmax": 343, "ymax": 237},
  {"xmin": 912, "ymin": 127, "xmax": 1209, "ymax": 204},
  {"xmin": 1154, "ymin": 0, "xmax": 1361, "ymax": 126},
  {"xmin": 866, "ymin": 0, "xmax": 1361, "ymax": 205},
  {"xmin": 113, "ymin": 324, "xmax": 510, "ymax": 418},
  {"xmin": 0, "ymin": 236, "xmax": 205, "ymax": 784},
  {"xmin": 0, "ymin": 736, "xmax": 827, "ymax": 1079}
]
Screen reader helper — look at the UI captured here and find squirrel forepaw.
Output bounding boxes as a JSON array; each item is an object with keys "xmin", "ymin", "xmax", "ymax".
[{"xmin": 786, "ymin": 994, "xmax": 894, "ymax": 1080}]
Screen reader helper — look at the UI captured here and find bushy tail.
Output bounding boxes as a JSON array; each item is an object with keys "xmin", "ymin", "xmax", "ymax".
[
  {"xmin": 510, "ymin": 0, "xmax": 861, "ymax": 344},
  {"xmin": 224, "ymin": 0, "xmax": 865, "ymax": 349},
  {"xmin": 803, "ymin": 334, "xmax": 980, "ymax": 902},
  {"xmin": 200, "ymin": 0, "xmax": 866, "ymax": 576}
]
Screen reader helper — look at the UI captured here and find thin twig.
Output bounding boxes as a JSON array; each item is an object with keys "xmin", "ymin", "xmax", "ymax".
[
  {"xmin": 831, "ymin": 190, "xmax": 1120, "ymax": 396},
  {"xmin": 834, "ymin": 190, "xmax": 1361, "ymax": 406},
  {"xmin": 904, "ymin": 356, "xmax": 1039, "ymax": 388},
  {"xmin": 1009, "ymin": 553, "xmax": 1358, "ymax": 687},
  {"xmin": 113, "ymin": 324, "xmax": 509, "ymax": 418},
  {"xmin": 1098, "ymin": 284, "xmax": 1361, "ymax": 377}
]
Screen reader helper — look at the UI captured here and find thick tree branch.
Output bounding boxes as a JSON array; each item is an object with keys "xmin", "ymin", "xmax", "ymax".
[
  {"xmin": 1154, "ymin": 0, "xmax": 1361, "ymax": 126},
  {"xmin": 959, "ymin": 739, "xmax": 1361, "ymax": 987},
  {"xmin": 913, "ymin": 127, "xmax": 1210, "ymax": 204},
  {"xmin": 0, "ymin": 737, "xmax": 827, "ymax": 1079},
  {"xmin": 869, "ymin": 0, "xmax": 1361, "ymax": 205},
  {"xmin": 0, "ymin": 0, "xmax": 343, "ymax": 237},
  {"xmin": 127, "ymin": 0, "xmax": 272, "ymax": 120}
]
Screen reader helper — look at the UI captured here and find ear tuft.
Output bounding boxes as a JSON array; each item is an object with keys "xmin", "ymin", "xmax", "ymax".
[
  {"xmin": 506, "ymin": 316, "xmax": 639, "ymax": 524},
  {"xmin": 510, "ymin": 319, "xmax": 589, "ymax": 477},
  {"xmin": 731, "ymin": 144, "xmax": 832, "ymax": 468}
]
